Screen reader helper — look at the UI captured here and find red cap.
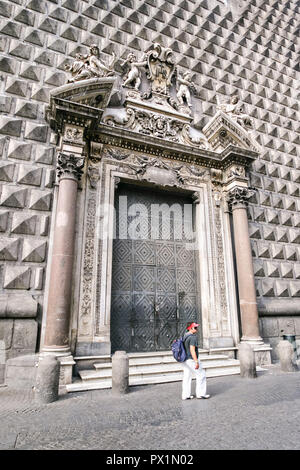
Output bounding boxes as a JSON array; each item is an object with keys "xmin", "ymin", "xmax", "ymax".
[{"xmin": 187, "ymin": 322, "xmax": 199, "ymax": 331}]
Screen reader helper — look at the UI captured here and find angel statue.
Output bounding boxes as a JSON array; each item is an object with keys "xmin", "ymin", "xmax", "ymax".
[
  {"xmin": 65, "ymin": 44, "xmax": 116, "ymax": 83},
  {"xmin": 217, "ymin": 95, "xmax": 253, "ymax": 129},
  {"xmin": 120, "ymin": 53, "xmax": 148, "ymax": 90},
  {"xmin": 176, "ymin": 71, "xmax": 197, "ymax": 109}
]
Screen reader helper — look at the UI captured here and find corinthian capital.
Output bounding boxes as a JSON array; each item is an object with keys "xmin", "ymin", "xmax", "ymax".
[
  {"xmin": 226, "ymin": 186, "xmax": 255, "ymax": 210},
  {"xmin": 57, "ymin": 153, "xmax": 85, "ymax": 181}
]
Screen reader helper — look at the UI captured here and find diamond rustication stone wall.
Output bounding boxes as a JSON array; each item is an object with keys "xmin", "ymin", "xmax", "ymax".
[{"xmin": 0, "ymin": 0, "xmax": 299, "ymax": 366}]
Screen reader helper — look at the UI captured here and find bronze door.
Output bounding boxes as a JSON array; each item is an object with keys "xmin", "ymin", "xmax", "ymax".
[{"xmin": 111, "ymin": 184, "xmax": 199, "ymax": 353}]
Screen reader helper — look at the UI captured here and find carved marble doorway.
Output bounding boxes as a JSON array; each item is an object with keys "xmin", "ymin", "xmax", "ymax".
[{"xmin": 110, "ymin": 183, "xmax": 200, "ymax": 353}]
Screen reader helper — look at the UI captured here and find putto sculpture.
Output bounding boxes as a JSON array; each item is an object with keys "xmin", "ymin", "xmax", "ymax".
[
  {"xmin": 120, "ymin": 53, "xmax": 148, "ymax": 91},
  {"xmin": 217, "ymin": 95, "xmax": 253, "ymax": 129},
  {"xmin": 65, "ymin": 44, "xmax": 116, "ymax": 83},
  {"xmin": 64, "ymin": 42, "xmax": 256, "ymax": 152},
  {"xmin": 176, "ymin": 71, "xmax": 196, "ymax": 110}
]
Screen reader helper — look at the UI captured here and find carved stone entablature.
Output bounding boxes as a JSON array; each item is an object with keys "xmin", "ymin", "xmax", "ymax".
[
  {"xmin": 202, "ymin": 110, "xmax": 260, "ymax": 154},
  {"xmin": 57, "ymin": 153, "xmax": 85, "ymax": 181},
  {"xmin": 102, "ymin": 147, "xmax": 211, "ymax": 189},
  {"xmin": 103, "ymin": 104, "xmax": 208, "ymax": 150},
  {"xmin": 226, "ymin": 186, "xmax": 256, "ymax": 211}
]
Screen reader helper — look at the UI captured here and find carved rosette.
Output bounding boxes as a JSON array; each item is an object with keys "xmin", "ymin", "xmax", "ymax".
[
  {"xmin": 57, "ymin": 153, "xmax": 85, "ymax": 181},
  {"xmin": 227, "ymin": 186, "xmax": 255, "ymax": 210}
]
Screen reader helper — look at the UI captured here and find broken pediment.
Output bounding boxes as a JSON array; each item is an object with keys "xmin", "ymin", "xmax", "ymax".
[{"xmin": 47, "ymin": 76, "xmax": 116, "ymax": 132}]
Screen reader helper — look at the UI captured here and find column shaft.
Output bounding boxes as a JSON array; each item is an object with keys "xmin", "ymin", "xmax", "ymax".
[
  {"xmin": 232, "ymin": 205, "xmax": 261, "ymax": 341},
  {"xmin": 43, "ymin": 177, "xmax": 78, "ymax": 352}
]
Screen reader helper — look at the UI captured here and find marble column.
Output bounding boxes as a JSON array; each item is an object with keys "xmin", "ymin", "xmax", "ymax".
[
  {"xmin": 228, "ymin": 187, "xmax": 263, "ymax": 344},
  {"xmin": 43, "ymin": 153, "xmax": 84, "ymax": 355}
]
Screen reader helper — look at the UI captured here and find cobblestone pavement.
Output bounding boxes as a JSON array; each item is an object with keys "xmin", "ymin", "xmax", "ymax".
[{"xmin": 0, "ymin": 365, "xmax": 300, "ymax": 450}]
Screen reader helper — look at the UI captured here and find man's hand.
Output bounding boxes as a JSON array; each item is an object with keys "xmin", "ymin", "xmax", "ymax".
[{"xmin": 195, "ymin": 362, "xmax": 199, "ymax": 370}]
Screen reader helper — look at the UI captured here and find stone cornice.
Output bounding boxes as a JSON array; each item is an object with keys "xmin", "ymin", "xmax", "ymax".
[{"xmin": 92, "ymin": 123, "xmax": 258, "ymax": 171}]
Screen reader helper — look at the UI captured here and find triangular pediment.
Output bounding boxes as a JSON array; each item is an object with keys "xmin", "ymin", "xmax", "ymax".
[{"xmin": 202, "ymin": 110, "xmax": 261, "ymax": 154}]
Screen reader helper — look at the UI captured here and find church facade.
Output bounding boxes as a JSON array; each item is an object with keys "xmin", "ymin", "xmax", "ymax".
[{"xmin": 0, "ymin": 0, "xmax": 299, "ymax": 387}]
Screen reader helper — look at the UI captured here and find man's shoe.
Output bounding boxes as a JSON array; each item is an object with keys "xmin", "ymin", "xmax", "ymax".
[
  {"xmin": 182, "ymin": 395, "xmax": 194, "ymax": 400},
  {"xmin": 197, "ymin": 395, "xmax": 210, "ymax": 399}
]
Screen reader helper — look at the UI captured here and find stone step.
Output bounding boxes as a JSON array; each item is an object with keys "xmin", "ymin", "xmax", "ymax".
[
  {"xmin": 80, "ymin": 359, "xmax": 240, "ymax": 381},
  {"xmin": 66, "ymin": 364, "xmax": 242, "ymax": 393},
  {"xmin": 67, "ymin": 349, "xmax": 243, "ymax": 393},
  {"xmin": 93, "ymin": 353, "xmax": 229, "ymax": 368}
]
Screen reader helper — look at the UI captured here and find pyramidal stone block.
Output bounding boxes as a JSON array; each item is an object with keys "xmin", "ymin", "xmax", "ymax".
[
  {"xmin": 275, "ymin": 280, "xmax": 290, "ymax": 298},
  {"xmin": 271, "ymin": 244, "xmax": 285, "ymax": 260},
  {"xmin": 249, "ymin": 224, "xmax": 261, "ymax": 239},
  {"xmin": 276, "ymin": 228, "xmax": 289, "ymax": 243},
  {"xmin": 3, "ymin": 266, "xmax": 31, "ymax": 290},
  {"xmin": 285, "ymin": 246, "xmax": 297, "ymax": 261},
  {"xmin": 17, "ymin": 165, "xmax": 42, "ymax": 186},
  {"xmin": 29, "ymin": 189, "xmax": 52, "ymax": 211},
  {"xmin": 0, "ymin": 237, "xmax": 19, "ymax": 261},
  {"xmin": 35, "ymin": 146, "xmax": 54, "ymax": 165},
  {"xmin": 281, "ymin": 263, "xmax": 294, "ymax": 278},
  {"xmin": 0, "ymin": 211, "xmax": 9, "ymax": 232},
  {"xmin": 24, "ymin": 123, "xmax": 48, "ymax": 142},
  {"xmin": 289, "ymin": 229, "xmax": 300, "ymax": 245},
  {"xmin": 7, "ymin": 140, "xmax": 32, "ymax": 161},
  {"xmin": 22, "ymin": 239, "xmax": 47, "ymax": 262},
  {"xmin": 253, "ymin": 260, "xmax": 265, "ymax": 277},
  {"xmin": 290, "ymin": 282, "xmax": 300, "ymax": 297},
  {"xmin": 0, "ymin": 117, "xmax": 23, "ymax": 137},
  {"xmin": 257, "ymin": 242, "xmax": 271, "ymax": 258},
  {"xmin": 11, "ymin": 212, "xmax": 37, "ymax": 235},
  {"xmin": 0, "ymin": 162, "xmax": 15, "ymax": 182},
  {"xmin": 265, "ymin": 262, "xmax": 280, "ymax": 278},
  {"xmin": 15, "ymin": 100, "xmax": 38, "ymax": 119},
  {"xmin": 261, "ymin": 280, "xmax": 275, "ymax": 297},
  {"xmin": 0, "ymin": 187, "xmax": 27, "ymax": 208},
  {"xmin": 5, "ymin": 78, "xmax": 28, "ymax": 98},
  {"xmin": 19, "ymin": 64, "xmax": 42, "ymax": 82},
  {"xmin": 262, "ymin": 226, "xmax": 276, "ymax": 241}
]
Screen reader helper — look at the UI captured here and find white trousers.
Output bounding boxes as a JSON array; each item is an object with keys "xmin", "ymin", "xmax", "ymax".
[{"xmin": 182, "ymin": 359, "xmax": 207, "ymax": 399}]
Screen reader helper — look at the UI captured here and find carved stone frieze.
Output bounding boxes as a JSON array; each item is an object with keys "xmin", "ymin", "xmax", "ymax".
[
  {"xmin": 64, "ymin": 126, "xmax": 84, "ymax": 144},
  {"xmin": 103, "ymin": 106, "xmax": 208, "ymax": 150},
  {"xmin": 56, "ymin": 153, "xmax": 85, "ymax": 181}
]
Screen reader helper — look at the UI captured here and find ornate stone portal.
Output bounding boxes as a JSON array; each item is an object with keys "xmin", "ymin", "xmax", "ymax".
[{"xmin": 43, "ymin": 43, "xmax": 272, "ymax": 384}]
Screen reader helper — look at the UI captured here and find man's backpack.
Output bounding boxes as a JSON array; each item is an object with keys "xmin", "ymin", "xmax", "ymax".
[{"xmin": 172, "ymin": 336, "xmax": 187, "ymax": 362}]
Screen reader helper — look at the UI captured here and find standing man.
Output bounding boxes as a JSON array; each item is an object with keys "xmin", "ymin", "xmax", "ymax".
[{"xmin": 182, "ymin": 322, "xmax": 210, "ymax": 400}]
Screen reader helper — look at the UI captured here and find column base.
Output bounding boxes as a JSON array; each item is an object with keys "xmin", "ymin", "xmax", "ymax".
[
  {"xmin": 40, "ymin": 349, "xmax": 75, "ymax": 387},
  {"xmin": 240, "ymin": 336, "xmax": 264, "ymax": 345},
  {"xmin": 41, "ymin": 345, "xmax": 72, "ymax": 357},
  {"xmin": 238, "ymin": 340, "xmax": 272, "ymax": 366}
]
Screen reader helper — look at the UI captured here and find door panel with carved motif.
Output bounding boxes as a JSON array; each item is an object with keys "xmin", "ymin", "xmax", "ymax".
[{"xmin": 111, "ymin": 184, "xmax": 200, "ymax": 353}]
